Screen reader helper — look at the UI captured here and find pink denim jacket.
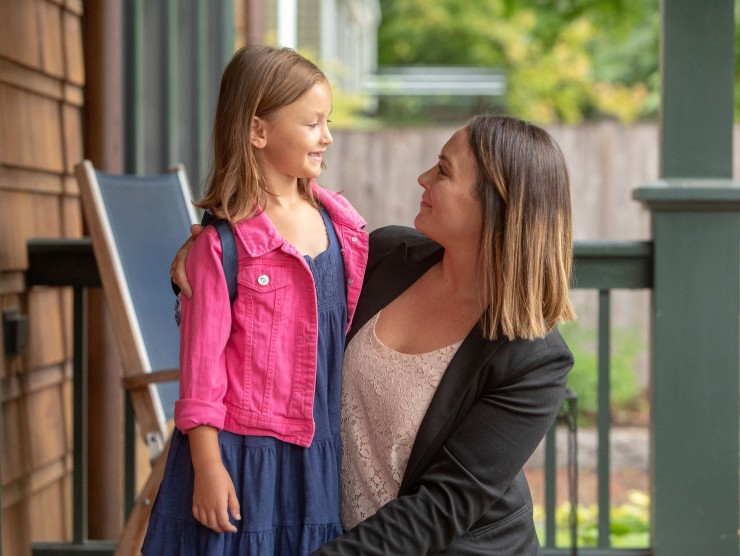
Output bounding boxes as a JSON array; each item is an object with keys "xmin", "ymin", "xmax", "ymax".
[{"xmin": 174, "ymin": 183, "xmax": 368, "ymax": 447}]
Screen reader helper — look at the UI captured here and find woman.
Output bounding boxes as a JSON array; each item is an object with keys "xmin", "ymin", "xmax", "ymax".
[{"xmin": 173, "ymin": 114, "xmax": 576, "ymax": 554}]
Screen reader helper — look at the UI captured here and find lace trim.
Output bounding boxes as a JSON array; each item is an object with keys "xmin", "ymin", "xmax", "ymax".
[{"xmin": 340, "ymin": 312, "xmax": 461, "ymax": 529}]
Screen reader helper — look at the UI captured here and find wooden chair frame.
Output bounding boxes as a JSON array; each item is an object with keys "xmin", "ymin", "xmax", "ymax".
[{"xmin": 75, "ymin": 160, "xmax": 197, "ymax": 554}]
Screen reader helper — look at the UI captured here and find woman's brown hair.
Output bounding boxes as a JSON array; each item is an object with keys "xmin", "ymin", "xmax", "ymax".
[
  {"xmin": 196, "ymin": 46, "xmax": 327, "ymax": 223},
  {"xmin": 468, "ymin": 114, "xmax": 576, "ymax": 340}
]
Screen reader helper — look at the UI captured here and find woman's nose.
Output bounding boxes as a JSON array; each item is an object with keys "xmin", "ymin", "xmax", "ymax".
[{"xmin": 417, "ymin": 168, "xmax": 430, "ymax": 189}]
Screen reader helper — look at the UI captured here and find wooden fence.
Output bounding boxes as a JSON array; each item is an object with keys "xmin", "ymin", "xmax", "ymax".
[
  {"xmin": 322, "ymin": 122, "xmax": 662, "ymax": 389},
  {"xmin": 322, "ymin": 122, "xmax": 658, "ymax": 239}
]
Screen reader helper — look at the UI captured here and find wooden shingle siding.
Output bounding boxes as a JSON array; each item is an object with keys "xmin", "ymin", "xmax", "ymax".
[{"xmin": 1, "ymin": 0, "xmax": 84, "ymax": 552}]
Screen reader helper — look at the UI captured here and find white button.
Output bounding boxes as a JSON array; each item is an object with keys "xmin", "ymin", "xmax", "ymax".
[
  {"xmin": 257, "ymin": 274, "xmax": 269, "ymax": 286},
  {"xmin": 347, "ymin": 279, "xmax": 354, "ymax": 285},
  {"xmin": 350, "ymin": 236, "xmax": 358, "ymax": 242}
]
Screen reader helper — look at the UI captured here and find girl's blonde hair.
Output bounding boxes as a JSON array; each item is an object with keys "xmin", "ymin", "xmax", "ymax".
[
  {"xmin": 196, "ymin": 46, "xmax": 328, "ymax": 223},
  {"xmin": 468, "ymin": 114, "xmax": 576, "ymax": 341}
]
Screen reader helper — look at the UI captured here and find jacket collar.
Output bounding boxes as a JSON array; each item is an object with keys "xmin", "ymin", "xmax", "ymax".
[
  {"xmin": 233, "ymin": 210, "xmax": 284, "ymax": 257},
  {"xmin": 233, "ymin": 181, "xmax": 366, "ymax": 257},
  {"xmin": 312, "ymin": 182, "xmax": 367, "ymax": 231}
]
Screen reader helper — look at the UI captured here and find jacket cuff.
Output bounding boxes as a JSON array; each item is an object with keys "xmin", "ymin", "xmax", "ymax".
[{"xmin": 174, "ymin": 398, "xmax": 227, "ymax": 433}]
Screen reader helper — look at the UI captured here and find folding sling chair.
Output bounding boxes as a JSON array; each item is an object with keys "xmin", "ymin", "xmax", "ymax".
[{"xmin": 75, "ymin": 160, "xmax": 197, "ymax": 555}]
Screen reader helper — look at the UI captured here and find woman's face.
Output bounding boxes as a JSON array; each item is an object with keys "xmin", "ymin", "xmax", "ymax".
[{"xmin": 414, "ymin": 127, "xmax": 483, "ymax": 249}]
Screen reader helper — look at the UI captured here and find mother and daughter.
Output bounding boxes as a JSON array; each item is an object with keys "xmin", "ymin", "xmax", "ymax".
[{"xmin": 142, "ymin": 45, "xmax": 575, "ymax": 555}]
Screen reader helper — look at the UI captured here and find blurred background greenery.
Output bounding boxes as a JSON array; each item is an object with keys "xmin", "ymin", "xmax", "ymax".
[{"xmin": 333, "ymin": 0, "xmax": 740, "ymax": 128}]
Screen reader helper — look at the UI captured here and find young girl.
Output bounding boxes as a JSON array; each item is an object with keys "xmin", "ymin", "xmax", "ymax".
[{"xmin": 142, "ymin": 45, "xmax": 368, "ymax": 555}]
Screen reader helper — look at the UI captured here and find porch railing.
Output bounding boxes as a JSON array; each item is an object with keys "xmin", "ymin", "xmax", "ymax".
[
  {"xmin": 26, "ymin": 238, "xmax": 657, "ymax": 554},
  {"xmin": 541, "ymin": 240, "xmax": 653, "ymax": 556}
]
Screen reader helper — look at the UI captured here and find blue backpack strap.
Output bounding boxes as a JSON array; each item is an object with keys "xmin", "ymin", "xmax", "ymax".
[
  {"xmin": 209, "ymin": 218, "xmax": 238, "ymax": 306},
  {"xmin": 173, "ymin": 212, "xmax": 237, "ymax": 328}
]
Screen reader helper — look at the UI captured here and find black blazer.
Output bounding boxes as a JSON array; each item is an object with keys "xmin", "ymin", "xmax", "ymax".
[{"xmin": 314, "ymin": 226, "xmax": 574, "ymax": 555}]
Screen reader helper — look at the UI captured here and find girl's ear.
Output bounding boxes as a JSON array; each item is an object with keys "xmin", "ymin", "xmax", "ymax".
[{"xmin": 250, "ymin": 116, "xmax": 267, "ymax": 149}]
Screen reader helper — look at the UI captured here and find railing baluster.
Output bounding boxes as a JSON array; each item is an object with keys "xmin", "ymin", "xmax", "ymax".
[
  {"xmin": 545, "ymin": 425, "xmax": 557, "ymax": 547},
  {"xmin": 535, "ymin": 242, "xmax": 653, "ymax": 555},
  {"xmin": 597, "ymin": 290, "xmax": 612, "ymax": 548}
]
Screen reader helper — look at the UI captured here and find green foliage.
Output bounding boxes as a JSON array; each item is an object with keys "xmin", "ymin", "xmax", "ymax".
[
  {"xmin": 557, "ymin": 320, "xmax": 645, "ymax": 425},
  {"xmin": 534, "ymin": 490, "xmax": 650, "ymax": 547},
  {"xmin": 299, "ymin": 50, "xmax": 381, "ymax": 130},
  {"xmin": 378, "ymin": 0, "xmax": 509, "ymax": 67},
  {"xmin": 375, "ymin": 0, "xmax": 660, "ymax": 124},
  {"xmin": 327, "ymin": 89, "xmax": 381, "ymax": 131}
]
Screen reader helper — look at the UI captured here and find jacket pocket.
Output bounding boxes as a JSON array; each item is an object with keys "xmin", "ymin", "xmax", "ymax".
[
  {"xmin": 469, "ymin": 504, "xmax": 530, "ymax": 538},
  {"xmin": 236, "ymin": 264, "xmax": 293, "ymax": 321}
]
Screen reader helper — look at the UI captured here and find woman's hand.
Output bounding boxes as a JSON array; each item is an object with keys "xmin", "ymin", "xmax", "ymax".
[
  {"xmin": 171, "ymin": 224, "xmax": 203, "ymax": 298},
  {"xmin": 188, "ymin": 425, "xmax": 241, "ymax": 533}
]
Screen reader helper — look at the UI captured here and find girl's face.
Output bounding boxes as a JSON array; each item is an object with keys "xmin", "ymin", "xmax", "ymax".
[
  {"xmin": 414, "ymin": 126, "xmax": 483, "ymax": 249},
  {"xmin": 252, "ymin": 81, "xmax": 333, "ymax": 189}
]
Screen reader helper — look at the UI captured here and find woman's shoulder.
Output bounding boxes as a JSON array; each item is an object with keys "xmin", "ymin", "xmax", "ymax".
[
  {"xmin": 482, "ymin": 326, "xmax": 574, "ymax": 382},
  {"xmin": 364, "ymin": 225, "xmax": 441, "ymax": 275},
  {"xmin": 369, "ymin": 225, "xmax": 436, "ymax": 253}
]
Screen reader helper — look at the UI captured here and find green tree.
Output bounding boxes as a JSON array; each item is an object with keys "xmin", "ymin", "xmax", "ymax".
[{"xmin": 377, "ymin": 0, "xmax": 659, "ymax": 124}]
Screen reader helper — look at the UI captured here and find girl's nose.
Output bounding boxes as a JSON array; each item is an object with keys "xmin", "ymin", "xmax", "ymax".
[{"xmin": 323, "ymin": 126, "xmax": 333, "ymax": 145}]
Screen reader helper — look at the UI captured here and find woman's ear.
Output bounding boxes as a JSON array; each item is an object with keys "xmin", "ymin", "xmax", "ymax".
[{"xmin": 250, "ymin": 116, "xmax": 267, "ymax": 149}]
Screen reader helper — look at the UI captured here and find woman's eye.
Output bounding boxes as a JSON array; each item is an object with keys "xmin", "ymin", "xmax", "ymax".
[{"xmin": 437, "ymin": 163, "xmax": 446, "ymax": 176}]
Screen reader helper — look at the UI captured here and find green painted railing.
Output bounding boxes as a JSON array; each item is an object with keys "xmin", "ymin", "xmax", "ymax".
[
  {"xmin": 541, "ymin": 241, "xmax": 653, "ymax": 556},
  {"xmin": 26, "ymin": 239, "xmax": 656, "ymax": 556}
]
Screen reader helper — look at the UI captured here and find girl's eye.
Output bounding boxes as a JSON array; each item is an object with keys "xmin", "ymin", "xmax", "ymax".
[{"xmin": 308, "ymin": 123, "xmax": 319, "ymax": 128}]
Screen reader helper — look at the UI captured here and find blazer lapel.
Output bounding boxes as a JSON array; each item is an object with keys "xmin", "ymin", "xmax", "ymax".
[
  {"xmin": 347, "ymin": 230, "xmax": 506, "ymax": 494},
  {"xmin": 347, "ymin": 236, "xmax": 442, "ymax": 345}
]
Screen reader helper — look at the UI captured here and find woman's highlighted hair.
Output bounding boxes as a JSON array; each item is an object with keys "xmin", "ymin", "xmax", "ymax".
[{"xmin": 468, "ymin": 114, "xmax": 576, "ymax": 340}]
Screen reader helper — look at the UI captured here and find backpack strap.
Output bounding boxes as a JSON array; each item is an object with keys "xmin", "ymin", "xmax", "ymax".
[
  {"xmin": 172, "ymin": 212, "xmax": 237, "ymax": 328},
  {"xmin": 208, "ymin": 218, "xmax": 238, "ymax": 306}
]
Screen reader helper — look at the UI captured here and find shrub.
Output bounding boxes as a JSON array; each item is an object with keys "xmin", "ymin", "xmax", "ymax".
[
  {"xmin": 557, "ymin": 320, "xmax": 646, "ymax": 426},
  {"xmin": 534, "ymin": 490, "xmax": 650, "ymax": 547}
]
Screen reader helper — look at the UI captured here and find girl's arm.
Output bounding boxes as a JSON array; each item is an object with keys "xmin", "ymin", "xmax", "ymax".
[
  {"xmin": 188, "ymin": 425, "xmax": 241, "ymax": 533},
  {"xmin": 175, "ymin": 228, "xmax": 239, "ymax": 532},
  {"xmin": 313, "ymin": 338, "xmax": 573, "ymax": 555}
]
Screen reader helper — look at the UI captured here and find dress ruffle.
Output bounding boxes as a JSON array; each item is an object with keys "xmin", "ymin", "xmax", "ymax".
[{"xmin": 142, "ymin": 430, "xmax": 344, "ymax": 555}]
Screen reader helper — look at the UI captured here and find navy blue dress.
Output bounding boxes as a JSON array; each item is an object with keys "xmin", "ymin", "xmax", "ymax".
[{"xmin": 143, "ymin": 209, "xmax": 347, "ymax": 555}]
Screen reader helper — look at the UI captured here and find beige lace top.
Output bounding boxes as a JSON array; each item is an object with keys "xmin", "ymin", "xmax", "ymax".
[{"xmin": 340, "ymin": 311, "xmax": 462, "ymax": 530}]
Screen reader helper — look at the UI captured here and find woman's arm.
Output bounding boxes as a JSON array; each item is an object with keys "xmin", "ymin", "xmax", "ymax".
[
  {"xmin": 314, "ymin": 337, "xmax": 573, "ymax": 555},
  {"xmin": 171, "ymin": 223, "xmax": 204, "ymax": 298}
]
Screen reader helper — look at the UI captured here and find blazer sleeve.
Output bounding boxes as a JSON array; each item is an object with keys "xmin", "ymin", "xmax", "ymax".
[{"xmin": 313, "ymin": 335, "xmax": 574, "ymax": 555}]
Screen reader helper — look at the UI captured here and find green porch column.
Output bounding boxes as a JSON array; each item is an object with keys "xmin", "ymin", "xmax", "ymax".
[
  {"xmin": 635, "ymin": 184, "xmax": 740, "ymax": 555},
  {"xmin": 633, "ymin": 1, "xmax": 739, "ymax": 554}
]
